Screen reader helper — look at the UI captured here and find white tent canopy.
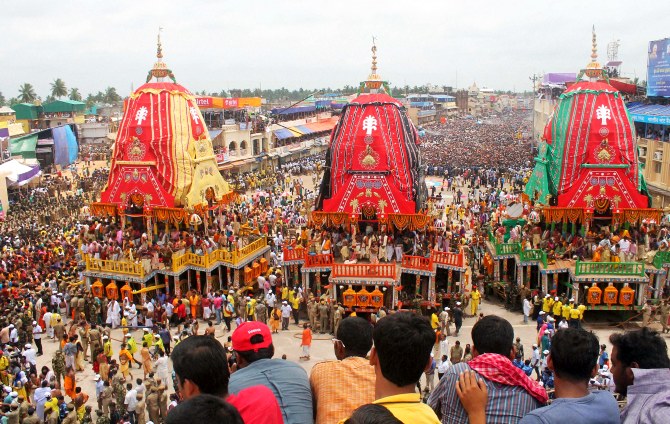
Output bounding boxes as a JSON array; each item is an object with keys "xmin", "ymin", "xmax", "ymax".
[{"xmin": 0, "ymin": 159, "xmax": 41, "ymax": 186}]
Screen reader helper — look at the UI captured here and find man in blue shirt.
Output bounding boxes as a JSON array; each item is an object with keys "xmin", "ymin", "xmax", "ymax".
[
  {"xmin": 229, "ymin": 321, "xmax": 313, "ymax": 424},
  {"xmin": 519, "ymin": 328, "xmax": 619, "ymax": 423}
]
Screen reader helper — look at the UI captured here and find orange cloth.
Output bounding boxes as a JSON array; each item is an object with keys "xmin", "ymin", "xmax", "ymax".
[
  {"xmin": 309, "ymin": 356, "xmax": 376, "ymax": 424},
  {"xmin": 301, "ymin": 328, "xmax": 312, "ymax": 346},
  {"xmin": 64, "ymin": 374, "xmax": 76, "ymax": 399}
]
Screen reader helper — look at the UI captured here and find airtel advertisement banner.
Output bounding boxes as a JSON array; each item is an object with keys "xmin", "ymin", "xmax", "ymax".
[{"xmin": 194, "ymin": 97, "xmax": 262, "ymax": 109}]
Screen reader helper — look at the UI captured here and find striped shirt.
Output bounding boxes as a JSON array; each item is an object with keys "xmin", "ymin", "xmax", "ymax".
[{"xmin": 428, "ymin": 362, "xmax": 542, "ymax": 424}]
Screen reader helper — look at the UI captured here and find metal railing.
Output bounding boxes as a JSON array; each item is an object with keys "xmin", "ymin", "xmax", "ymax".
[
  {"xmin": 85, "ymin": 255, "xmax": 145, "ymax": 278},
  {"xmin": 431, "ymin": 250, "xmax": 465, "ymax": 268},
  {"xmin": 574, "ymin": 260, "xmax": 645, "ymax": 276},
  {"xmin": 304, "ymin": 253, "xmax": 334, "ymax": 267},
  {"xmin": 85, "ymin": 237, "xmax": 268, "ymax": 277},
  {"xmin": 402, "ymin": 255, "xmax": 433, "ymax": 271},
  {"xmin": 653, "ymin": 251, "xmax": 670, "ymax": 269},
  {"xmin": 331, "ymin": 263, "xmax": 396, "ymax": 279},
  {"xmin": 520, "ymin": 249, "xmax": 548, "ymax": 267}
]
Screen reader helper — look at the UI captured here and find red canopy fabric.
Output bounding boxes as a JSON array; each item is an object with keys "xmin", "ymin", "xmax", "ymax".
[{"xmin": 317, "ymin": 94, "xmax": 424, "ymax": 215}]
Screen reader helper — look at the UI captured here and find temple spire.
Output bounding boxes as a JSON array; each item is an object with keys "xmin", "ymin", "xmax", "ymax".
[
  {"xmin": 364, "ymin": 37, "xmax": 384, "ymax": 92},
  {"xmin": 147, "ymin": 27, "xmax": 176, "ymax": 83},
  {"xmin": 584, "ymin": 25, "xmax": 603, "ymax": 80}
]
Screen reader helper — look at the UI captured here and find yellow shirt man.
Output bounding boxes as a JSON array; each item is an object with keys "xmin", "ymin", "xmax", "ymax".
[
  {"xmin": 577, "ymin": 304, "xmax": 587, "ymax": 320},
  {"xmin": 552, "ymin": 300, "xmax": 562, "ymax": 317},
  {"xmin": 373, "ymin": 394, "xmax": 440, "ymax": 424},
  {"xmin": 431, "ymin": 313, "xmax": 439, "ymax": 330},
  {"xmin": 562, "ymin": 303, "xmax": 572, "ymax": 320},
  {"xmin": 541, "ymin": 297, "xmax": 552, "ymax": 313}
]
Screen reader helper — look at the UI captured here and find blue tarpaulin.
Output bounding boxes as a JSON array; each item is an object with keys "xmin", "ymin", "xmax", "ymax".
[
  {"xmin": 628, "ymin": 103, "xmax": 670, "ymax": 125},
  {"xmin": 273, "ymin": 128, "xmax": 297, "ymax": 140},
  {"xmin": 52, "ymin": 125, "xmax": 78, "ymax": 166}
]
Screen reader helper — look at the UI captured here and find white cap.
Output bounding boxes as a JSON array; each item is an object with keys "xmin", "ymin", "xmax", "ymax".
[
  {"xmin": 543, "ymin": 350, "xmax": 550, "ymax": 354},
  {"xmin": 24, "ymin": 344, "xmax": 31, "ymax": 349},
  {"xmin": 544, "ymin": 330, "xmax": 550, "ymax": 334},
  {"xmin": 94, "ymin": 375, "xmax": 100, "ymax": 381},
  {"xmin": 539, "ymin": 311, "xmax": 545, "ymax": 315},
  {"xmin": 143, "ymin": 328, "xmax": 149, "ymax": 332},
  {"xmin": 444, "ymin": 307, "xmax": 450, "ymax": 311},
  {"xmin": 545, "ymin": 294, "xmax": 550, "ymax": 298},
  {"xmin": 569, "ymin": 298, "xmax": 575, "ymax": 302},
  {"xmin": 532, "ymin": 344, "xmax": 538, "ymax": 348},
  {"xmin": 602, "ymin": 364, "xmax": 609, "ymax": 371},
  {"xmin": 124, "ymin": 334, "xmax": 131, "ymax": 338},
  {"xmin": 554, "ymin": 297, "xmax": 559, "ymax": 301},
  {"xmin": 8, "ymin": 324, "xmax": 13, "ymax": 329},
  {"xmin": 32, "ymin": 321, "xmax": 36, "ymax": 325},
  {"xmin": 456, "ymin": 302, "xmax": 461, "ymax": 306},
  {"xmin": 103, "ymin": 336, "xmax": 109, "ymax": 339}
]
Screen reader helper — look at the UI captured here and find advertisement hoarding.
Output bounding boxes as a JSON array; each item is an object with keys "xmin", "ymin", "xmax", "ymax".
[{"xmin": 647, "ymin": 38, "xmax": 670, "ymax": 97}]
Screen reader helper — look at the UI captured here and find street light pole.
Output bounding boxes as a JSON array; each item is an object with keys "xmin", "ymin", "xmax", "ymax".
[{"xmin": 529, "ymin": 74, "xmax": 540, "ymax": 154}]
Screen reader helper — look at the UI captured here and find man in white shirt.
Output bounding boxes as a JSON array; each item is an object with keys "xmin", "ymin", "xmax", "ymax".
[
  {"xmin": 22, "ymin": 343, "xmax": 37, "ymax": 371},
  {"xmin": 43, "ymin": 311, "xmax": 53, "ymax": 339},
  {"xmin": 32, "ymin": 321, "xmax": 43, "ymax": 355},
  {"xmin": 124, "ymin": 383, "xmax": 138, "ymax": 422},
  {"xmin": 266, "ymin": 292, "xmax": 277, "ymax": 309},
  {"xmin": 436, "ymin": 354, "xmax": 450, "ymax": 380}
]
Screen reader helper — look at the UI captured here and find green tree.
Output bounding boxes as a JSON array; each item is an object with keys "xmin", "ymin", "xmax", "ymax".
[
  {"xmin": 50, "ymin": 78, "xmax": 68, "ymax": 98},
  {"xmin": 103, "ymin": 87, "xmax": 121, "ymax": 104},
  {"xmin": 18, "ymin": 83, "xmax": 37, "ymax": 103},
  {"xmin": 69, "ymin": 88, "xmax": 82, "ymax": 101},
  {"xmin": 8, "ymin": 97, "xmax": 18, "ymax": 107},
  {"xmin": 0, "ymin": 91, "xmax": 5, "ymax": 106}
]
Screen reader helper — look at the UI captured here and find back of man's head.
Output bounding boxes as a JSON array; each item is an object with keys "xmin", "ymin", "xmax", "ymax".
[
  {"xmin": 171, "ymin": 336, "xmax": 229, "ymax": 398},
  {"xmin": 549, "ymin": 328, "xmax": 599, "ymax": 382},
  {"xmin": 471, "ymin": 315, "xmax": 514, "ymax": 357},
  {"xmin": 609, "ymin": 328, "xmax": 670, "ymax": 369},
  {"xmin": 372, "ymin": 312, "xmax": 434, "ymax": 387},
  {"xmin": 165, "ymin": 394, "xmax": 243, "ymax": 424},
  {"xmin": 337, "ymin": 317, "xmax": 373, "ymax": 358}
]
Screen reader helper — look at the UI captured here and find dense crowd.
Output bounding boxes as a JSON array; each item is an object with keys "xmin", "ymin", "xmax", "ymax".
[
  {"xmin": 0, "ymin": 132, "xmax": 667, "ymax": 424},
  {"xmin": 420, "ymin": 112, "xmax": 534, "ymax": 170}
]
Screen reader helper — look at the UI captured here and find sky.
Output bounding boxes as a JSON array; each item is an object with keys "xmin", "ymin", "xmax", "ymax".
[{"xmin": 1, "ymin": 0, "xmax": 668, "ymax": 99}]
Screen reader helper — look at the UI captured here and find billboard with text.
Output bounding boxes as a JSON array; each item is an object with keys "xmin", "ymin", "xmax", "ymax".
[{"xmin": 647, "ymin": 38, "xmax": 670, "ymax": 97}]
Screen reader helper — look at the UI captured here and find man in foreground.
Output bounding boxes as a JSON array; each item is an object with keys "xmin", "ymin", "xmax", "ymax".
[
  {"xmin": 429, "ymin": 315, "xmax": 546, "ymax": 423},
  {"xmin": 170, "ymin": 335, "xmax": 282, "ymax": 423},
  {"xmin": 609, "ymin": 327, "xmax": 670, "ymax": 423},
  {"xmin": 519, "ymin": 328, "xmax": 619, "ymax": 423},
  {"xmin": 310, "ymin": 317, "xmax": 376, "ymax": 424},
  {"xmin": 363, "ymin": 312, "xmax": 440, "ymax": 423},
  {"xmin": 229, "ymin": 321, "xmax": 313, "ymax": 424}
]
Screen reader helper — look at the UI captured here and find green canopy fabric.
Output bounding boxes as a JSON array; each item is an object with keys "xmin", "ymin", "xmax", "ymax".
[
  {"xmin": 9, "ymin": 134, "xmax": 37, "ymax": 159},
  {"xmin": 524, "ymin": 142, "xmax": 553, "ymax": 204}
]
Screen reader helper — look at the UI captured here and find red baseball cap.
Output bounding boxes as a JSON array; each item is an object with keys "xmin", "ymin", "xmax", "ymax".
[{"xmin": 232, "ymin": 321, "xmax": 273, "ymax": 352}]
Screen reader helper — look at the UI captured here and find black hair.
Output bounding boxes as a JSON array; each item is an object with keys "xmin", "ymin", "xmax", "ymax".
[
  {"xmin": 171, "ymin": 336, "xmax": 230, "ymax": 397},
  {"xmin": 372, "ymin": 312, "xmax": 434, "ymax": 387},
  {"xmin": 165, "ymin": 394, "xmax": 243, "ymax": 424},
  {"xmin": 609, "ymin": 328, "xmax": 670, "ymax": 369},
  {"xmin": 337, "ymin": 317, "xmax": 373, "ymax": 357},
  {"xmin": 344, "ymin": 404, "xmax": 403, "ymax": 424},
  {"xmin": 549, "ymin": 328, "xmax": 599, "ymax": 382},
  {"xmin": 471, "ymin": 315, "xmax": 514, "ymax": 356}
]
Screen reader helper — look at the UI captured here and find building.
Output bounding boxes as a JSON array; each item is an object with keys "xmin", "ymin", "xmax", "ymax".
[
  {"xmin": 404, "ymin": 94, "xmax": 457, "ymax": 125},
  {"xmin": 631, "ymin": 104, "xmax": 670, "ymax": 206},
  {"xmin": 11, "ymin": 100, "xmax": 86, "ymax": 132}
]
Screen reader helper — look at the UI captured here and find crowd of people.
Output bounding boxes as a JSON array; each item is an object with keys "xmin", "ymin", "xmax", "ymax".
[
  {"xmin": 0, "ymin": 104, "xmax": 668, "ymax": 423},
  {"xmin": 420, "ymin": 112, "xmax": 534, "ymax": 171}
]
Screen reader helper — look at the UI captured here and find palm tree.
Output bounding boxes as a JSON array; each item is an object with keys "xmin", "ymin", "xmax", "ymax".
[
  {"xmin": 50, "ymin": 78, "xmax": 67, "ymax": 98},
  {"xmin": 0, "ymin": 91, "xmax": 5, "ymax": 106},
  {"xmin": 69, "ymin": 88, "xmax": 82, "ymax": 101},
  {"xmin": 103, "ymin": 87, "xmax": 121, "ymax": 104},
  {"xmin": 18, "ymin": 83, "xmax": 37, "ymax": 103}
]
